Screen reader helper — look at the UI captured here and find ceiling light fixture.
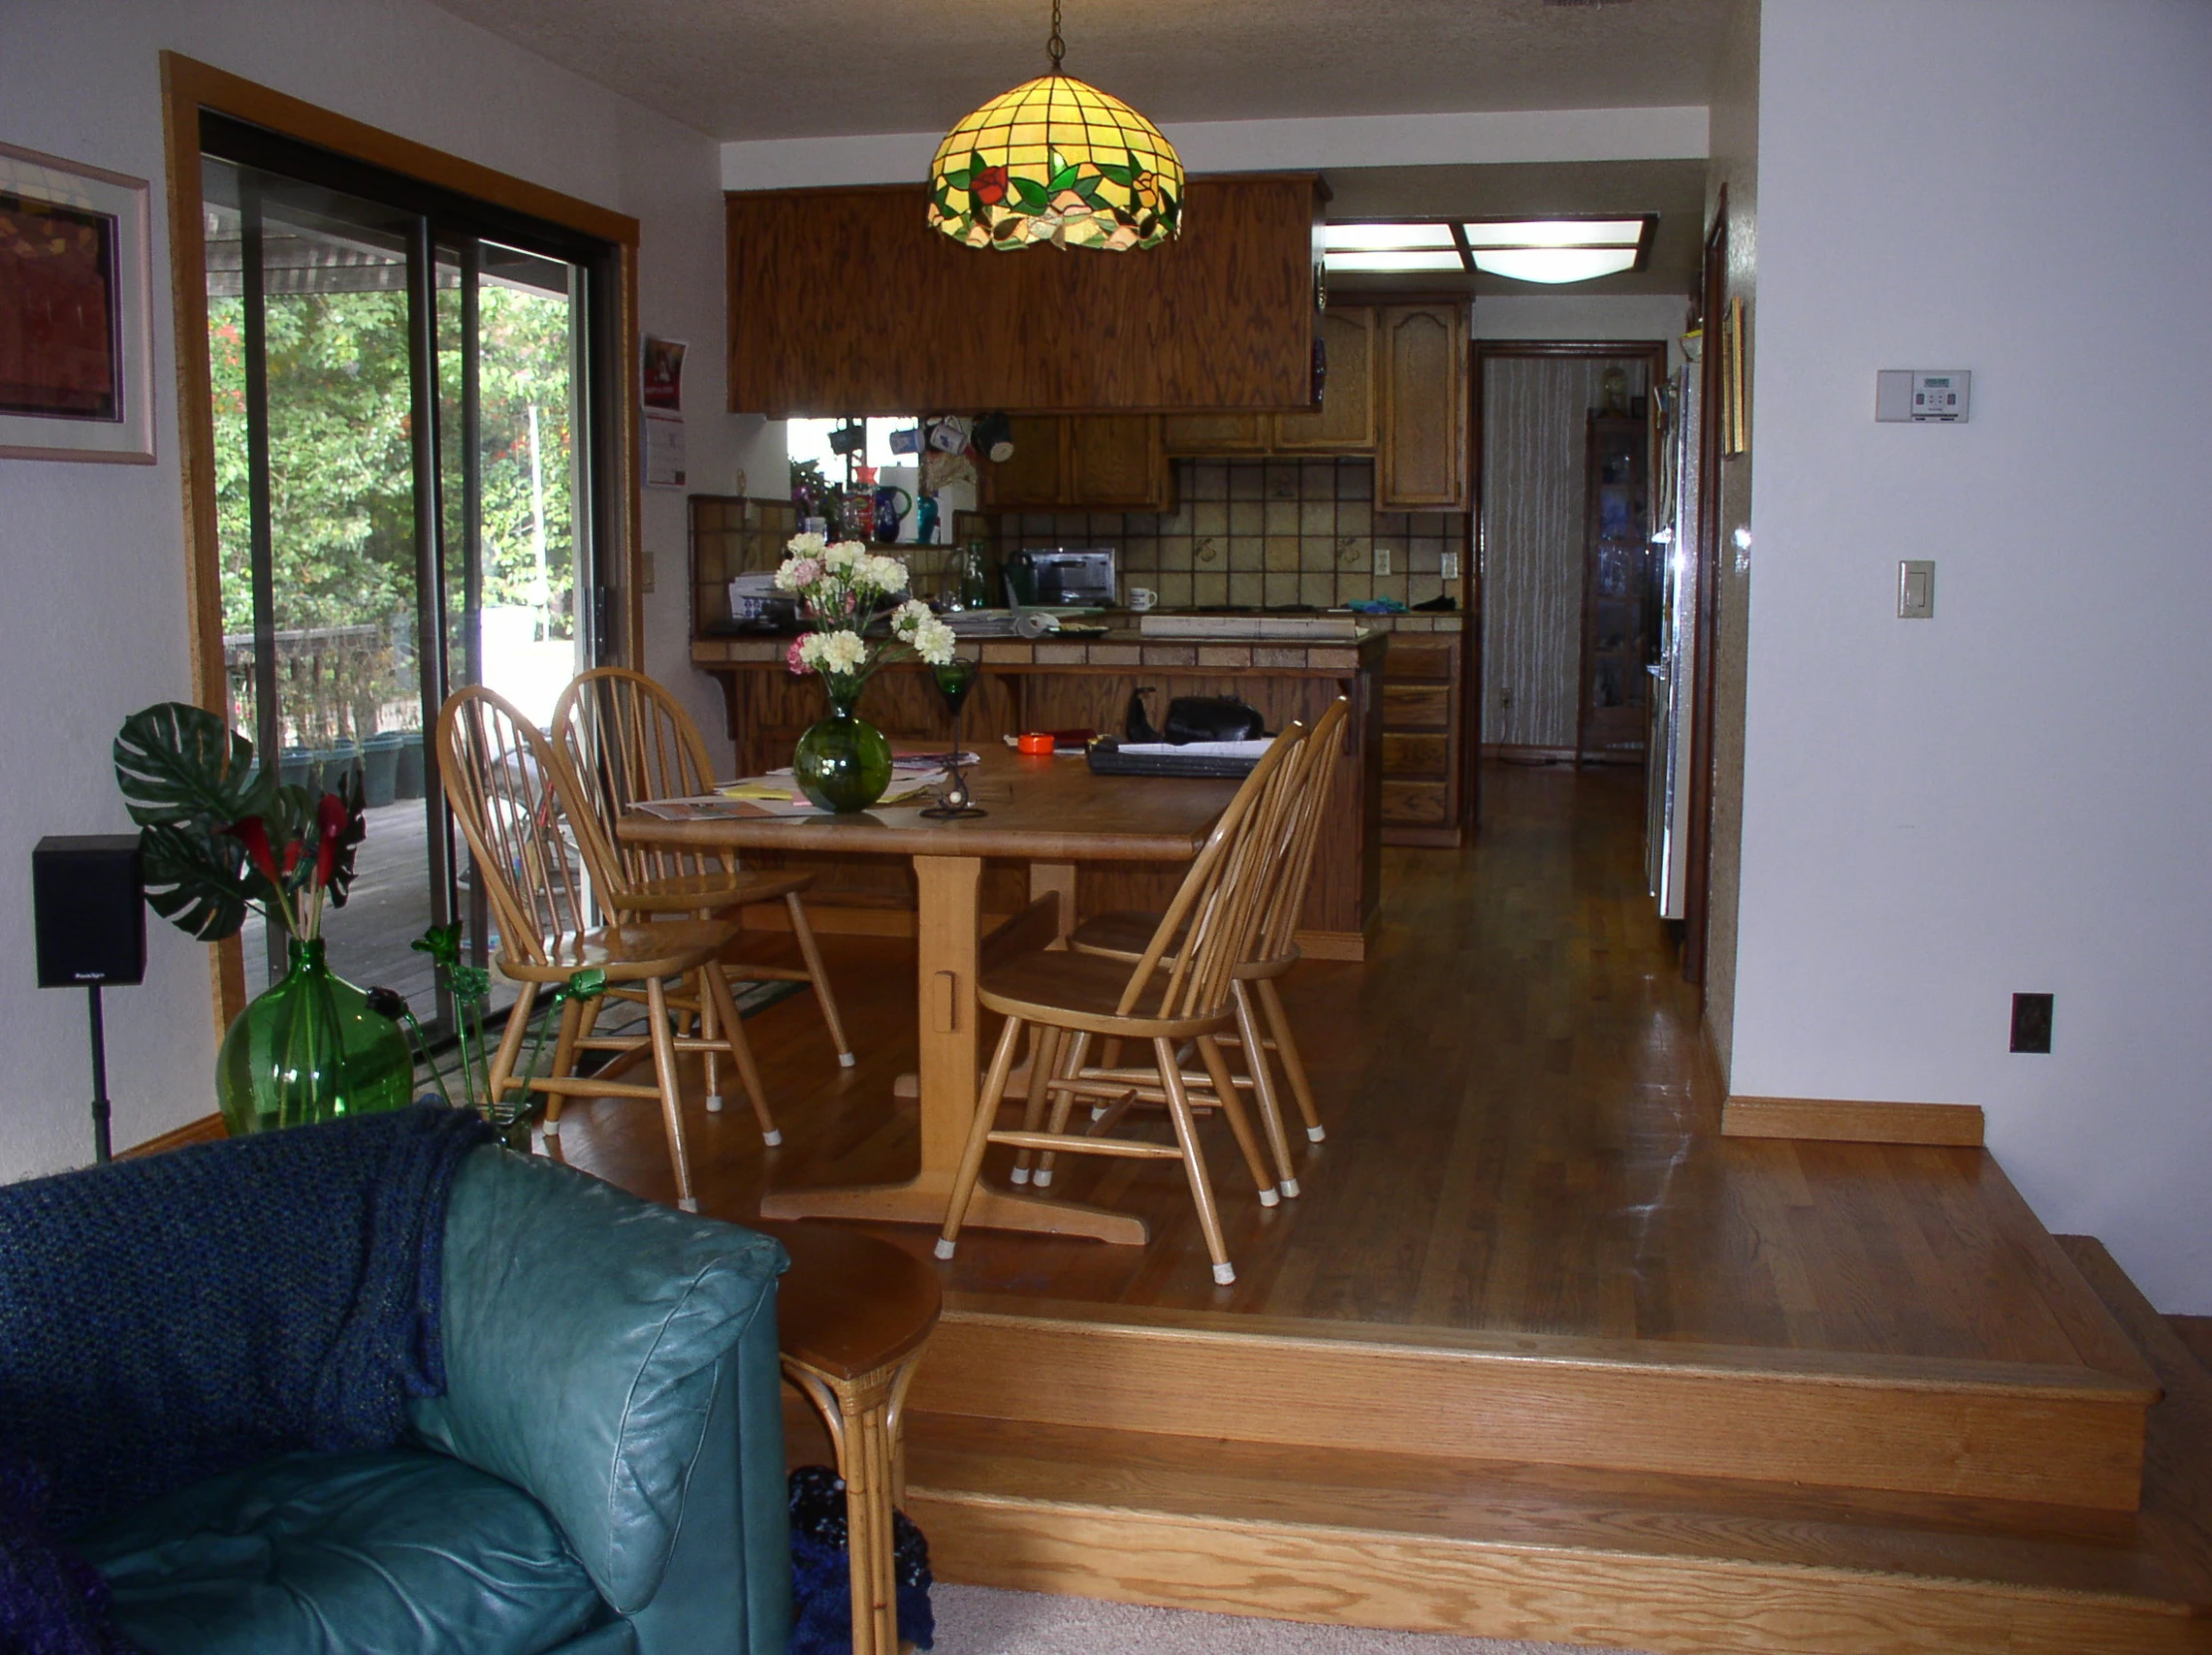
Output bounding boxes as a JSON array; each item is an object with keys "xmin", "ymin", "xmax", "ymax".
[
  {"xmin": 1319, "ymin": 217, "xmax": 1654, "ymax": 283},
  {"xmin": 928, "ymin": 0, "xmax": 1183, "ymax": 252}
]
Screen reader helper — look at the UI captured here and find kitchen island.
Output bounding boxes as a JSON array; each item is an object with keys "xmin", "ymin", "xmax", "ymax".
[{"xmin": 691, "ymin": 624, "xmax": 1384, "ymax": 958}]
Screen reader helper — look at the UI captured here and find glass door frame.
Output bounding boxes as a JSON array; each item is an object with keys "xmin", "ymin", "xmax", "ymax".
[{"xmin": 162, "ymin": 53, "xmax": 645, "ymax": 1039}]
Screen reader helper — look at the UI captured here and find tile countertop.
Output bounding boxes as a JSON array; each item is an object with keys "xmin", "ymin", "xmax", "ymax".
[{"xmin": 692, "ymin": 608, "xmax": 1459, "ymax": 671}]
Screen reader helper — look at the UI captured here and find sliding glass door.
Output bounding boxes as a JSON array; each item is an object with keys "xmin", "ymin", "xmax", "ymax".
[{"xmin": 200, "ymin": 121, "xmax": 615, "ymax": 1030}]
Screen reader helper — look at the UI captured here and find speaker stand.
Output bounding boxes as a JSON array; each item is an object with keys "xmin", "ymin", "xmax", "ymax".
[{"xmin": 87, "ymin": 985, "xmax": 113, "ymax": 1164}]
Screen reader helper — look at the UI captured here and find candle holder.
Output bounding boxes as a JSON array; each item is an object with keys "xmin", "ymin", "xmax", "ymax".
[{"xmin": 920, "ymin": 657, "xmax": 986, "ymax": 819}]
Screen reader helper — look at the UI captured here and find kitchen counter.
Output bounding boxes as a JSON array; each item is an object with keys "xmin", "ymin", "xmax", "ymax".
[{"xmin": 692, "ymin": 622, "xmax": 1385, "ymax": 958}]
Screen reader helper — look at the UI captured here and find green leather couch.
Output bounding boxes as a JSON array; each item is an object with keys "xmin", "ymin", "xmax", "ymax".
[{"xmin": 75, "ymin": 1148, "xmax": 792, "ymax": 1655}]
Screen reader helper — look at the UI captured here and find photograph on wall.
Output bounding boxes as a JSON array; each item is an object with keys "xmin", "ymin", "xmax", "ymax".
[
  {"xmin": 642, "ymin": 335, "xmax": 685, "ymax": 413},
  {"xmin": 0, "ymin": 142, "xmax": 154, "ymax": 463}
]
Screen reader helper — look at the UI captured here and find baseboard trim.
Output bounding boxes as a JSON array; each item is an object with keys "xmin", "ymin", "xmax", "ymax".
[
  {"xmin": 1722, "ymin": 1095, "xmax": 1985, "ymax": 1147},
  {"xmin": 1292, "ymin": 928, "xmax": 1367, "ymax": 962}
]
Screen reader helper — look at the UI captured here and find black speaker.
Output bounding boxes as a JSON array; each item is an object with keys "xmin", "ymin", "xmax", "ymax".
[{"xmin": 34, "ymin": 834, "xmax": 147, "ymax": 989}]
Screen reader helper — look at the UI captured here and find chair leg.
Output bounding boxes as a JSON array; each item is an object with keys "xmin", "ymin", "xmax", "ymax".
[
  {"xmin": 700, "ymin": 961, "xmax": 778, "ymax": 1147},
  {"xmin": 1257, "ymin": 976, "xmax": 1324, "ymax": 1143},
  {"xmin": 783, "ymin": 1353, "xmax": 914, "ymax": 1655},
  {"xmin": 487, "ymin": 983, "xmax": 538, "ymax": 1120},
  {"xmin": 787, "ymin": 892, "xmax": 854, "ymax": 1068},
  {"xmin": 1155, "ymin": 1037, "xmax": 1235, "ymax": 1286},
  {"xmin": 1010, "ymin": 1024, "xmax": 1062, "ymax": 1186},
  {"xmin": 697, "ymin": 968, "xmax": 723, "ymax": 1113},
  {"xmin": 1232, "ymin": 980, "xmax": 1299, "ymax": 1197},
  {"xmin": 1196, "ymin": 1034, "xmax": 1277, "ymax": 1206},
  {"xmin": 936, "ymin": 1016, "xmax": 1026, "ymax": 1260},
  {"xmin": 1033, "ymin": 1031, "xmax": 1091, "ymax": 1189},
  {"xmin": 644, "ymin": 976, "xmax": 698, "ymax": 1212},
  {"xmin": 539, "ymin": 992, "xmax": 598, "ymax": 1137}
]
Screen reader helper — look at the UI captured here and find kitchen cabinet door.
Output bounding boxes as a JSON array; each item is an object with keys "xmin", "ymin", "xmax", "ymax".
[
  {"xmin": 979, "ymin": 416, "xmax": 1068, "ymax": 508},
  {"xmin": 1067, "ymin": 416, "xmax": 1170, "ymax": 508},
  {"xmin": 1378, "ymin": 304, "xmax": 1468, "ymax": 509},
  {"xmin": 1275, "ymin": 307, "xmax": 1377, "ymax": 453},
  {"xmin": 1161, "ymin": 413, "xmax": 1270, "ymax": 454}
]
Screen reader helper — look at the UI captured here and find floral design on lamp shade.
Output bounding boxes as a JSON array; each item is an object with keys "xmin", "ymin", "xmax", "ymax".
[{"xmin": 927, "ymin": 73, "xmax": 1183, "ymax": 251}]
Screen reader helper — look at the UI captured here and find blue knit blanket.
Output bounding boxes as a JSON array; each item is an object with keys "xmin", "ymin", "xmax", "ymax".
[{"xmin": 0, "ymin": 1105, "xmax": 491, "ymax": 1539}]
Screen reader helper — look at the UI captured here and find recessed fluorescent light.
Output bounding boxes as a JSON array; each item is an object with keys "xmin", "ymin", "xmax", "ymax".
[
  {"xmin": 1469, "ymin": 246, "xmax": 1642, "ymax": 284},
  {"xmin": 1324, "ymin": 249, "xmax": 1468, "ymax": 272},
  {"xmin": 1460, "ymin": 218, "xmax": 1645, "ymax": 249},
  {"xmin": 1322, "ymin": 222, "xmax": 1457, "ymax": 252}
]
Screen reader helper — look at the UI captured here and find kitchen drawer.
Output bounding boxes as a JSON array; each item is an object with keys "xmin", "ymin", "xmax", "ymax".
[
  {"xmin": 1383, "ymin": 732, "xmax": 1449, "ymax": 778},
  {"xmin": 1384, "ymin": 637, "xmax": 1457, "ymax": 683},
  {"xmin": 1383, "ymin": 684, "xmax": 1452, "ymax": 729},
  {"xmin": 1381, "ymin": 780, "xmax": 1450, "ymax": 826}
]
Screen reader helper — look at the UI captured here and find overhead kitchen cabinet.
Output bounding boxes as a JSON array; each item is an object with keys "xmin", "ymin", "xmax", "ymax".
[
  {"xmin": 726, "ymin": 174, "xmax": 1324, "ymax": 416},
  {"xmin": 1377, "ymin": 303, "xmax": 1468, "ymax": 510},
  {"xmin": 1163, "ymin": 306, "xmax": 1374, "ymax": 456},
  {"xmin": 979, "ymin": 415, "xmax": 1173, "ymax": 511}
]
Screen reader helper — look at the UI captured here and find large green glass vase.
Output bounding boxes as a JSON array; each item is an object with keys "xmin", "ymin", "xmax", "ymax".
[
  {"xmin": 215, "ymin": 937, "xmax": 415, "ymax": 1135},
  {"xmin": 792, "ymin": 681, "xmax": 893, "ymax": 813}
]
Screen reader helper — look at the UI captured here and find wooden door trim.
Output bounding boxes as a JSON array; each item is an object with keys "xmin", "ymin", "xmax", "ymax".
[
  {"xmin": 1683, "ymin": 195, "xmax": 1728, "ymax": 992},
  {"xmin": 159, "ymin": 52, "xmax": 645, "ymax": 1037}
]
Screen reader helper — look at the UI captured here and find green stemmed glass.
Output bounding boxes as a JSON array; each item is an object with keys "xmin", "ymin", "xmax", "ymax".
[{"xmin": 920, "ymin": 656, "xmax": 986, "ymax": 819}]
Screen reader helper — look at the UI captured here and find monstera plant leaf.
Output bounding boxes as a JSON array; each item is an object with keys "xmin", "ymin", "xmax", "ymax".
[
  {"xmin": 114, "ymin": 702, "xmax": 269, "ymax": 828},
  {"xmin": 140, "ymin": 821, "xmax": 252, "ymax": 941}
]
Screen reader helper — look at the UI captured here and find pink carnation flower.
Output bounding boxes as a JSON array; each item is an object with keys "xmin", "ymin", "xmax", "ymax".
[
  {"xmin": 786, "ymin": 636, "xmax": 811, "ymax": 675},
  {"xmin": 787, "ymin": 557, "xmax": 822, "ymax": 589}
]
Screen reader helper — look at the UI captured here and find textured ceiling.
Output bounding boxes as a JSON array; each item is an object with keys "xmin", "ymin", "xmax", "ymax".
[{"xmin": 424, "ymin": 0, "xmax": 1738, "ymax": 142}]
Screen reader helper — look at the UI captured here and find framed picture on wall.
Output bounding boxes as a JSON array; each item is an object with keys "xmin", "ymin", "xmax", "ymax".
[{"xmin": 0, "ymin": 142, "xmax": 155, "ymax": 464}]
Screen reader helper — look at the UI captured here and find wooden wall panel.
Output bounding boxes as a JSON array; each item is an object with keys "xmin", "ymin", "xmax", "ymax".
[
  {"xmin": 727, "ymin": 176, "xmax": 1321, "ymax": 416},
  {"xmin": 1478, "ymin": 356, "xmax": 1649, "ymax": 749}
]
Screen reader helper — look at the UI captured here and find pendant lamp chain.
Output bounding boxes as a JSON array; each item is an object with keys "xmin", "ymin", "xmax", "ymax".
[{"xmin": 1047, "ymin": 0, "xmax": 1066, "ymax": 71}]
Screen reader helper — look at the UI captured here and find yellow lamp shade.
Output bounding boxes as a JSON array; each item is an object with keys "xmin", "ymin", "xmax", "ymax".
[{"xmin": 928, "ymin": 73, "xmax": 1183, "ymax": 251}]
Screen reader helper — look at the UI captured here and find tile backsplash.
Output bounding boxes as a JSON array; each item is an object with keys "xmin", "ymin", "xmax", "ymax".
[{"xmin": 987, "ymin": 458, "xmax": 1468, "ymax": 610}]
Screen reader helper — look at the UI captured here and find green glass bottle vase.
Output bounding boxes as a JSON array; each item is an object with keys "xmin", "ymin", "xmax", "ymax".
[
  {"xmin": 215, "ymin": 937, "xmax": 415, "ymax": 1135},
  {"xmin": 792, "ymin": 680, "xmax": 893, "ymax": 813}
]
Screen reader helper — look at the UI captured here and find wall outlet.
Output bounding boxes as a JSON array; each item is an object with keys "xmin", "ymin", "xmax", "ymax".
[
  {"xmin": 1897, "ymin": 559, "xmax": 1934, "ymax": 619},
  {"xmin": 1374, "ymin": 546, "xmax": 1392, "ymax": 577},
  {"xmin": 2010, "ymin": 992, "xmax": 2054, "ymax": 1054},
  {"xmin": 1440, "ymin": 551, "xmax": 1460, "ymax": 581}
]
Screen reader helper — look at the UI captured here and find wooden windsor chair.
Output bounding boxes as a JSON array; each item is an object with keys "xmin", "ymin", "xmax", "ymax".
[
  {"xmin": 1053, "ymin": 696, "xmax": 1352, "ymax": 1196},
  {"xmin": 549, "ymin": 668, "xmax": 853, "ymax": 1128},
  {"xmin": 437, "ymin": 685, "xmax": 778, "ymax": 1211},
  {"xmin": 933, "ymin": 723, "xmax": 1310, "ymax": 1286}
]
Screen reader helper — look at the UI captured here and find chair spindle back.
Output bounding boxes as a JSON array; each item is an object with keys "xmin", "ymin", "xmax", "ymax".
[
  {"xmin": 437, "ymin": 686, "xmax": 591, "ymax": 970},
  {"xmin": 551, "ymin": 667, "xmax": 733, "ymax": 899},
  {"xmin": 1251, "ymin": 695, "xmax": 1352, "ymax": 964}
]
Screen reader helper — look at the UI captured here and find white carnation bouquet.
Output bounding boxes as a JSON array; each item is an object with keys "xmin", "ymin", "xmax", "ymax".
[{"xmin": 775, "ymin": 533, "xmax": 956, "ymax": 695}]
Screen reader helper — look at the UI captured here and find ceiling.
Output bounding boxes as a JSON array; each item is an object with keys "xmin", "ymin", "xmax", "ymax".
[
  {"xmin": 425, "ymin": 0, "xmax": 1738, "ymax": 143},
  {"xmin": 1323, "ymin": 159, "xmax": 1708, "ymax": 297}
]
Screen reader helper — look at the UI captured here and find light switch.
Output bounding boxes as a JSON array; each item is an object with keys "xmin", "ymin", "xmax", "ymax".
[
  {"xmin": 1897, "ymin": 559, "xmax": 1935, "ymax": 619},
  {"xmin": 1374, "ymin": 546, "xmax": 1392, "ymax": 577}
]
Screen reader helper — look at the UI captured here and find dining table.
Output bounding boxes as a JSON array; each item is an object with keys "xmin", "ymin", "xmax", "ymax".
[{"xmin": 619, "ymin": 750, "xmax": 1239, "ymax": 1244}]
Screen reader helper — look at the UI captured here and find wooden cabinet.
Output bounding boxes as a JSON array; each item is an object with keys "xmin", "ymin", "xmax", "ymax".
[
  {"xmin": 1379, "ymin": 631, "xmax": 1465, "ymax": 846},
  {"xmin": 1377, "ymin": 304, "xmax": 1468, "ymax": 510},
  {"xmin": 1159, "ymin": 412, "xmax": 1270, "ymax": 454},
  {"xmin": 727, "ymin": 175, "xmax": 1323, "ymax": 415},
  {"xmin": 1276, "ymin": 306, "xmax": 1376, "ymax": 452},
  {"xmin": 980, "ymin": 415, "xmax": 1173, "ymax": 511}
]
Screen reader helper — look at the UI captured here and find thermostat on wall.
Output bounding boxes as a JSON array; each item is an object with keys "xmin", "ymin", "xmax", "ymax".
[{"xmin": 1876, "ymin": 370, "xmax": 1971, "ymax": 423}]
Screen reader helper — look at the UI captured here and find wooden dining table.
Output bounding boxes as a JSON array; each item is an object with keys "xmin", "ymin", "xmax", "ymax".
[{"xmin": 619, "ymin": 750, "xmax": 1239, "ymax": 1244}]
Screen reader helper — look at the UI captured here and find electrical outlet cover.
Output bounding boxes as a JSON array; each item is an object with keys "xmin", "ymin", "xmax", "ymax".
[{"xmin": 1374, "ymin": 546, "xmax": 1392, "ymax": 577}]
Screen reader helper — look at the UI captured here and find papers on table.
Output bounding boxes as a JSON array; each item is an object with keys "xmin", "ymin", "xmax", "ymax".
[
  {"xmin": 1110, "ymin": 740, "xmax": 1274, "ymax": 759},
  {"xmin": 631, "ymin": 769, "xmax": 955, "ymax": 820}
]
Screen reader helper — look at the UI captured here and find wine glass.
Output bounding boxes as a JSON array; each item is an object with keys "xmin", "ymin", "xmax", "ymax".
[{"xmin": 919, "ymin": 656, "xmax": 985, "ymax": 819}]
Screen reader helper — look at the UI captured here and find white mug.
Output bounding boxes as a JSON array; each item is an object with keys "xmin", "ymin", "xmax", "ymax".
[{"xmin": 1126, "ymin": 586, "xmax": 1157, "ymax": 612}]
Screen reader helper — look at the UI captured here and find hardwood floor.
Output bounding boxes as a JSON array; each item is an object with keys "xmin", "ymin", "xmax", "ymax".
[{"xmin": 547, "ymin": 761, "xmax": 2129, "ymax": 1370}]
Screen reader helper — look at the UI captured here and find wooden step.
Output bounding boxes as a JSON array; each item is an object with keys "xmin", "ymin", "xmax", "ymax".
[
  {"xmin": 901, "ymin": 1411, "xmax": 2212, "ymax": 1655},
  {"xmin": 910, "ymin": 1294, "xmax": 2161, "ymax": 1509}
]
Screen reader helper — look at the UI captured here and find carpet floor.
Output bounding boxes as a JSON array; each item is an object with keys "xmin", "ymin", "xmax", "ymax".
[{"xmin": 930, "ymin": 1586, "xmax": 1651, "ymax": 1655}]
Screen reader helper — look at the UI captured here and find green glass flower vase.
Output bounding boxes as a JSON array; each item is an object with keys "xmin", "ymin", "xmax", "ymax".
[
  {"xmin": 215, "ymin": 937, "xmax": 415, "ymax": 1135},
  {"xmin": 792, "ymin": 680, "xmax": 893, "ymax": 813}
]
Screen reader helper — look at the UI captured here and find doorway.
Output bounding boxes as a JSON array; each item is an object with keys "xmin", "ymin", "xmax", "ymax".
[
  {"xmin": 198, "ymin": 119, "xmax": 616, "ymax": 1028},
  {"xmin": 1473, "ymin": 342, "xmax": 1670, "ymax": 769}
]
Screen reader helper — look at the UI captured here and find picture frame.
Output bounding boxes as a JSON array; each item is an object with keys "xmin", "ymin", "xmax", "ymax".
[
  {"xmin": 1722, "ymin": 295, "xmax": 1749, "ymax": 458},
  {"xmin": 0, "ymin": 141, "xmax": 155, "ymax": 465}
]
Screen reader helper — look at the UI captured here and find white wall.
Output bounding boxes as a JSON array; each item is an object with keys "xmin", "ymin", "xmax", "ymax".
[
  {"xmin": 1733, "ymin": 0, "xmax": 2212, "ymax": 1311},
  {"xmin": 722, "ymin": 106, "xmax": 1708, "ymax": 189},
  {"xmin": 0, "ymin": 0, "xmax": 732, "ymax": 1173},
  {"xmin": 1474, "ymin": 293, "xmax": 1691, "ymax": 366}
]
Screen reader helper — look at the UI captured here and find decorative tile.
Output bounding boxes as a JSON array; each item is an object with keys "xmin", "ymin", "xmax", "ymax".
[
  {"xmin": 1300, "ymin": 572, "xmax": 1337, "ymax": 607},
  {"xmin": 1337, "ymin": 536, "xmax": 1369, "ymax": 568},
  {"xmin": 1228, "ymin": 571, "xmax": 1263, "ymax": 607},
  {"xmin": 1302, "ymin": 536, "xmax": 1338, "ymax": 571},
  {"xmin": 1226, "ymin": 535, "xmax": 1265, "ymax": 572},
  {"xmin": 1263, "ymin": 499, "xmax": 1298, "ymax": 535},
  {"xmin": 1340, "ymin": 463, "xmax": 1375, "ymax": 500},
  {"xmin": 1192, "ymin": 570, "xmax": 1228, "ymax": 605},
  {"xmin": 1192, "ymin": 500, "xmax": 1228, "ymax": 536},
  {"xmin": 1299, "ymin": 500, "xmax": 1335, "ymax": 536},
  {"xmin": 1188, "ymin": 463, "xmax": 1228, "ymax": 500},
  {"xmin": 1194, "ymin": 535, "xmax": 1223, "ymax": 565},
  {"xmin": 1156, "ymin": 536, "xmax": 1194, "ymax": 570},
  {"xmin": 1264, "ymin": 535, "xmax": 1300, "ymax": 571},
  {"xmin": 1301, "ymin": 460, "xmax": 1337, "ymax": 496},
  {"xmin": 1263, "ymin": 572, "xmax": 1300, "ymax": 607},
  {"xmin": 1228, "ymin": 464, "xmax": 1264, "ymax": 500},
  {"xmin": 1229, "ymin": 500, "xmax": 1264, "ymax": 536},
  {"xmin": 1264, "ymin": 461, "xmax": 1300, "ymax": 499},
  {"xmin": 1337, "ymin": 499, "xmax": 1373, "ymax": 536},
  {"xmin": 1156, "ymin": 570, "xmax": 1193, "ymax": 606}
]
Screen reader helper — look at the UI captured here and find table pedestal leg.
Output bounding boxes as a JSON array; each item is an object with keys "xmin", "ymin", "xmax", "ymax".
[{"xmin": 758, "ymin": 853, "xmax": 1146, "ymax": 1245}]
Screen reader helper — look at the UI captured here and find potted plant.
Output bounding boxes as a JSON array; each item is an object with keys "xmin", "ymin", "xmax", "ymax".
[
  {"xmin": 776, "ymin": 534, "xmax": 956, "ymax": 811},
  {"xmin": 113, "ymin": 702, "xmax": 412, "ymax": 1135}
]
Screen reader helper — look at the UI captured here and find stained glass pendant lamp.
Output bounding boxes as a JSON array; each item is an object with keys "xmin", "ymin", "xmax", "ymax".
[{"xmin": 928, "ymin": 0, "xmax": 1183, "ymax": 251}]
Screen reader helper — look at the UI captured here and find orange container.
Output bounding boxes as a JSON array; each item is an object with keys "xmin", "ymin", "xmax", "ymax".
[{"xmin": 1016, "ymin": 732, "xmax": 1056, "ymax": 755}]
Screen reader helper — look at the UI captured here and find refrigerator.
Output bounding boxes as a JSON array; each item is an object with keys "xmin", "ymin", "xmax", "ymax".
[{"xmin": 1644, "ymin": 364, "xmax": 1703, "ymax": 920}]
